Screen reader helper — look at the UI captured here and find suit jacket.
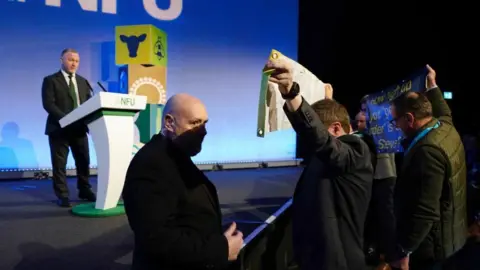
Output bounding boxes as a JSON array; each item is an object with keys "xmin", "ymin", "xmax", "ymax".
[
  {"xmin": 41, "ymin": 71, "xmax": 92, "ymax": 135},
  {"xmin": 353, "ymin": 131, "xmax": 377, "ymax": 172},
  {"xmin": 122, "ymin": 134, "xmax": 229, "ymax": 270},
  {"xmin": 286, "ymin": 98, "xmax": 373, "ymax": 270}
]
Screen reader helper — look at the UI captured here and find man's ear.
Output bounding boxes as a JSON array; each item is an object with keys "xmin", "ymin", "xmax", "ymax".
[
  {"xmin": 332, "ymin": 122, "xmax": 341, "ymax": 133},
  {"xmin": 405, "ymin": 113, "xmax": 415, "ymax": 126},
  {"xmin": 164, "ymin": 114, "xmax": 175, "ymax": 132},
  {"xmin": 331, "ymin": 122, "xmax": 344, "ymax": 135}
]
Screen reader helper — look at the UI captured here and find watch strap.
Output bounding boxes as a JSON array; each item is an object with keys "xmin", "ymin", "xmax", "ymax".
[{"xmin": 281, "ymin": 82, "xmax": 299, "ymax": 100}]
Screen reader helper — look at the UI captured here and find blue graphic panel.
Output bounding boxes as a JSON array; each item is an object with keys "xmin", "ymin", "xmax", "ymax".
[{"xmin": 0, "ymin": 0, "xmax": 298, "ymax": 169}]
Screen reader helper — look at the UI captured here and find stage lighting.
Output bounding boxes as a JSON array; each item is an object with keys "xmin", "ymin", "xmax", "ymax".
[{"xmin": 444, "ymin": 91, "xmax": 453, "ymax": 100}]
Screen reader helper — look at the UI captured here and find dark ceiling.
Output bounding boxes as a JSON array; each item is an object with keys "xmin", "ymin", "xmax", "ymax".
[{"xmin": 298, "ymin": 0, "xmax": 477, "ymax": 132}]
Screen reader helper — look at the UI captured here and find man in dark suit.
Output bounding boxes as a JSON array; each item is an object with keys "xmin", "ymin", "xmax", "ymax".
[
  {"xmin": 266, "ymin": 59, "xmax": 373, "ymax": 270},
  {"xmin": 122, "ymin": 93, "xmax": 244, "ymax": 270},
  {"xmin": 357, "ymin": 107, "xmax": 397, "ymax": 265},
  {"xmin": 390, "ymin": 65, "xmax": 467, "ymax": 270},
  {"xmin": 353, "ymin": 111, "xmax": 377, "ymax": 170},
  {"xmin": 41, "ymin": 48, "xmax": 96, "ymax": 207}
]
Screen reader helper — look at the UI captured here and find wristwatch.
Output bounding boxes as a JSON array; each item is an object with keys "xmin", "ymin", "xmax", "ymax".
[{"xmin": 281, "ymin": 82, "xmax": 300, "ymax": 100}]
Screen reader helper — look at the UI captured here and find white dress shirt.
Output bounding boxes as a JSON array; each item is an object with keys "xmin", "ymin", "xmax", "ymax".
[{"xmin": 61, "ymin": 69, "xmax": 80, "ymax": 106}]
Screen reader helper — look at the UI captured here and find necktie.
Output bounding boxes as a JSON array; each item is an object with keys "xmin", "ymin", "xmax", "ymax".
[{"xmin": 68, "ymin": 75, "xmax": 78, "ymax": 108}]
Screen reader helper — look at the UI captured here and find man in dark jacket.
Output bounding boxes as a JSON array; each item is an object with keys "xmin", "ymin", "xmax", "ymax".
[
  {"xmin": 122, "ymin": 93, "xmax": 243, "ymax": 270},
  {"xmin": 266, "ymin": 59, "xmax": 373, "ymax": 270},
  {"xmin": 354, "ymin": 111, "xmax": 377, "ymax": 171},
  {"xmin": 390, "ymin": 65, "xmax": 467, "ymax": 270},
  {"xmin": 357, "ymin": 104, "xmax": 397, "ymax": 264},
  {"xmin": 41, "ymin": 48, "xmax": 96, "ymax": 207}
]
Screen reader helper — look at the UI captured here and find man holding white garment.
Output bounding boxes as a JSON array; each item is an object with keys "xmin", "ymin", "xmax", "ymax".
[{"xmin": 265, "ymin": 59, "xmax": 373, "ymax": 270}]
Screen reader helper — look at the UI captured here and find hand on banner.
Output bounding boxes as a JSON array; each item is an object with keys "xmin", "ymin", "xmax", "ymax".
[
  {"xmin": 265, "ymin": 59, "xmax": 294, "ymax": 94},
  {"xmin": 426, "ymin": 64, "xmax": 437, "ymax": 89},
  {"xmin": 325, "ymin": 83, "xmax": 333, "ymax": 99}
]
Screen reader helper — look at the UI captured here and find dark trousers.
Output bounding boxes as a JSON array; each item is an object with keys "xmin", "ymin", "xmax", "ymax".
[
  {"xmin": 364, "ymin": 177, "xmax": 396, "ymax": 259},
  {"xmin": 48, "ymin": 132, "xmax": 91, "ymax": 198}
]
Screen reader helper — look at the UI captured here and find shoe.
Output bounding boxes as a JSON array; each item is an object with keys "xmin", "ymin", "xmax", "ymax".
[
  {"xmin": 57, "ymin": 197, "xmax": 72, "ymax": 207},
  {"xmin": 78, "ymin": 189, "xmax": 96, "ymax": 202}
]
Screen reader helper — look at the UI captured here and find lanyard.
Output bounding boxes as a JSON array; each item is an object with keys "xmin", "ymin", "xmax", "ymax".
[{"xmin": 404, "ymin": 121, "xmax": 440, "ymax": 154}]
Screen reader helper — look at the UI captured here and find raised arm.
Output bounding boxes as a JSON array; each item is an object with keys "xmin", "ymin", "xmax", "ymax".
[
  {"xmin": 424, "ymin": 65, "xmax": 453, "ymax": 125},
  {"xmin": 283, "ymin": 95, "xmax": 360, "ymax": 171},
  {"xmin": 266, "ymin": 59, "xmax": 362, "ymax": 171},
  {"xmin": 425, "ymin": 87, "xmax": 452, "ymax": 125},
  {"xmin": 122, "ymin": 163, "xmax": 229, "ymax": 269},
  {"xmin": 41, "ymin": 77, "xmax": 66, "ymax": 121}
]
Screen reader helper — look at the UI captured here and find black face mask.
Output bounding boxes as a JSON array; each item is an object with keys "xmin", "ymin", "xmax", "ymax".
[{"xmin": 174, "ymin": 125, "xmax": 206, "ymax": 157}]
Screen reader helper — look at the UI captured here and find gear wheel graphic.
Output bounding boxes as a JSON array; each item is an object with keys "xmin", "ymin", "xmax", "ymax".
[{"xmin": 128, "ymin": 77, "xmax": 167, "ymax": 104}]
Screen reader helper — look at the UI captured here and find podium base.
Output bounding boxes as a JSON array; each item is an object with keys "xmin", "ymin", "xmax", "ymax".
[{"xmin": 71, "ymin": 202, "xmax": 125, "ymax": 217}]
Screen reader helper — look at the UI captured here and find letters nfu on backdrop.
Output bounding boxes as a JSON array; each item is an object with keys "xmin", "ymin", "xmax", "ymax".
[
  {"xmin": 116, "ymin": 24, "xmax": 168, "ymax": 155},
  {"xmin": 257, "ymin": 49, "xmax": 327, "ymax": 137},
  {"xmin": 365, "ymin": 67, "xmax": 428, "ymax": 153}
]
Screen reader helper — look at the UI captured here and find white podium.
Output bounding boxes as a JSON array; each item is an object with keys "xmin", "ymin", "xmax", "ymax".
[{"xmin": 60, "ymin": 92, "xmax": 147, "ymax": 217}]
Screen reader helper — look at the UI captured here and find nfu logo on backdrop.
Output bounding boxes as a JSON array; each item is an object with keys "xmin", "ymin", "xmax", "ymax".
[{"xmin": 14, "ymin": 0, "xmax": 183, "ymax": 21}]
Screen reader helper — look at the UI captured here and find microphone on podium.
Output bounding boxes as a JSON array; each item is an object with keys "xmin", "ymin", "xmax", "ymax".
[
  {"xmin": 86, "ymin": 80, "xmax": 94, "ymax": 96},
  {"xmin": 97, "ymin": 82, "xmax": 108, "ymax": 92}
]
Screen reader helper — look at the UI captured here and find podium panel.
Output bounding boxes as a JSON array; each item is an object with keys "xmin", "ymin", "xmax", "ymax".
[
  {"xmin": 90, "ymin": 113, "xmax": 135, "ymax": 210},
  {"xmin": 60, "ymin": 92, "xmax": 147, "ymax": 217}
]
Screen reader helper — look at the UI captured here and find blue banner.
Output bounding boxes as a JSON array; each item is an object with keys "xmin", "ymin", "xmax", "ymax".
[{"xmin": 365, "ymin": 67, "xmax": 428, "ymax": 153}]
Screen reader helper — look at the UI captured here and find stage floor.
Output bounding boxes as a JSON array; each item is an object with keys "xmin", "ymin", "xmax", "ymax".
[{"xmin": 0, "ymin": 167, "xmax": 302, "ymax": 270}]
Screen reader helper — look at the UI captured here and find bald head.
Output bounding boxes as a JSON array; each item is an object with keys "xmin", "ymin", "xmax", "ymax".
[
  {"xmin": 391, "ymin": 90, "xmax": 432, "ymax": 121},
  {"xmin": 163, "ymin": 93, "xmax": 203, "ymax": 116},
  {"xmin": 390, "ymin": 90, "xmax": 433, "ymax": 137},
  {"xmin": 162, "ymin": 93, "xmax": 208, "ymax": 156}
]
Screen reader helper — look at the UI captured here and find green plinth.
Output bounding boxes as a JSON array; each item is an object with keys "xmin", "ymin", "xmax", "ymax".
[{"xmin": 71, "ymin": 202, "xmax": 125, "ymax": 217}]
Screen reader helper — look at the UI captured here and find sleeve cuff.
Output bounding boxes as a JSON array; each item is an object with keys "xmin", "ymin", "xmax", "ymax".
[
  {"xmin": 283, "ymin": 96, "xmax": 305, "ymax": 114},
  {"xmin": 282, "ymin": 97, "xmax": 316, "ymax": 129},
  {"xmin": 425, "ymin": 85, "xmax": 438, "ymax": 92},
  {"xmin": 206, "ymin": 234, "xmax": 230, "ymax": 269}
]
